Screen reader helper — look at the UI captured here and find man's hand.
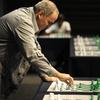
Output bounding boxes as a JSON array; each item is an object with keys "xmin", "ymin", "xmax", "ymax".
[
  {"xmin": 41, "ymin": 73, "xmax": 74, "ymax": 86},
  {"xmin": 58, "ymin": 73, "xmax": 74, "ymax": 86}
]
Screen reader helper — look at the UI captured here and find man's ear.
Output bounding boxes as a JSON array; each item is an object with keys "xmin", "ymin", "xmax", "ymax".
[{"xmin": 38, "ymin": 10, "xmax": 45, "ymax": 18}]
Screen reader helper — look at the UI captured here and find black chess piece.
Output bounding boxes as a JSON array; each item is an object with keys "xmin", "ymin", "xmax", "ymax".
[{"xmin": 97, "ymin": 94, "xmax": 100, "ymax": 100}]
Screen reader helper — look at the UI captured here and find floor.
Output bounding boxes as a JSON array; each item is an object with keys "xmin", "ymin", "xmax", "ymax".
[{"xmin": 7, "ymin": 73, "xmax": 42, "ymax": 100}]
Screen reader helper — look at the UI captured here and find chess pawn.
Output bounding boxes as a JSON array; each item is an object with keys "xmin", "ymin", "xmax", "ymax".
[
  {"xmin": 71, "ymin": 85, "xmax": 76, "ymax": 91},
  {"xmin": 78, "ymin": 83, "xmax": 82, "ymax": 88},
  {"xmin": 55, "ymin": 80, "xmax": 62, "ymax": 91},
  {"xmin": 95, "ymin": 36, "xmax": 100, "ymax": 49},
  {"xmin": 97, "ymin": 94, "xmax": 100, "ymax": 100},
  {"xmin": 90, "ymin": 95, "xmax": 93, "ymax": 100},
  {"xmin": 49, "ymin": 93, "xmax": 55, "ymax": 100},
  {"xmin": 95, "ymin": 78, "xmax": 100, "ymax": 90},
  {"xmin": 57, "ymin": 94, "xmax": 61, "ymax": 100},
  {"xmin": 61, "ymin": 82, "xmax": 66, "ymax": 91},
  {"xmin": 90, "ymin": 81, "xmax": 94, "ymax": 91},
  {"xmin": 97, "ymin": 78, "xmax": 100, "ymax": 84}
]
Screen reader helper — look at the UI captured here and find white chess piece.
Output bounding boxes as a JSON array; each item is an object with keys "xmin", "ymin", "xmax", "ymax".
[
  {"xmin": 55, "ymin": 80, "xmax": 62, "ymax": 91},
  {"xmin": 57, "ymin": 94, "xmax": 61, "ymax": 100},
  {"xmin": 49, "ymin": 93, "xmax": 55, "ymax": 100},
  {"xmin": 61, "ymin": 82, "xmax": 67, "ymax": 91}
]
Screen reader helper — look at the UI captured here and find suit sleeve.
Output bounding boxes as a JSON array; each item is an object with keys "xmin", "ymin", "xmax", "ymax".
[{"xmin": 14, "ymin": 21, "xmax": 56, "ymax": 77}]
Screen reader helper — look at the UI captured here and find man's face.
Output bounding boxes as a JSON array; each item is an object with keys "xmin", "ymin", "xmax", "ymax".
[{"xmin": 36, "ymin": 11, "xmax": 58, "ymax": 31}]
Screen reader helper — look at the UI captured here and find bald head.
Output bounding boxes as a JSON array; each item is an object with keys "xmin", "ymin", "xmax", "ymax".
[{"xmin": 34, "ymin": 0, "xmax": 59, "ymax": 16}]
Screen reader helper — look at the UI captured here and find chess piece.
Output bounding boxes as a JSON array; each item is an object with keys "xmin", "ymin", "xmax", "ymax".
[
  {"xmin": 90, "ymin": 95, "xmax": 93, "ymax": 100},
  {"xmin": 55, "ymin": 80, "xmax": 62, "ymax": 91},
  {"xmin": 57, "ymin": 94, "xmax": 61, "ymax": 100},
  {"xmin": 95, "ymin": 36, "xmax": 100, "ymax": 49},
  {"xmin": 49, "ymin": 93, "xmax": 55, "ymax": 100},
  {"xmin": 97, "ymin": 94, "xmax": 100, "ymax": 100},
  {"xmin": 78, "ymin": 83, "xmax": 82, "ymax": 88},
  {"xmin": 95, "ymin": 78, "xmax": 100, "ymax": 90},
  {"xmin": 90, "ymin": 81, "xmax": 94, "ymax": 91},
  {"xmin": 61, "ymin": 82, "xmax": 66, "ymax": 91}
]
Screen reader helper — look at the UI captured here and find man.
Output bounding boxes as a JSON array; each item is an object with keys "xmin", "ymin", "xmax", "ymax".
[{"xmin": 0, "ymin": 0, "xmax": 73, "ymax": 97}]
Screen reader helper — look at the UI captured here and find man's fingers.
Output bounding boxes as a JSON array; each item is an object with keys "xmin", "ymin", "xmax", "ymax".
[
  {"xmin": 69, "ymin": 76, "xmax": 74, "ymax": 85},
  {"xmin": 65, "ymin": 75, "xmax": 74, "ymax": 86}
]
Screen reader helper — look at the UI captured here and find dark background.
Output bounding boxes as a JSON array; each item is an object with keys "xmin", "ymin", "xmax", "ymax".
[{"xmin": 1, "ymin": 0, "xmax": 100, "ymax": 34}]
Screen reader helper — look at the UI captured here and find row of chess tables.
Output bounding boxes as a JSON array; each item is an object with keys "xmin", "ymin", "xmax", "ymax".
[
  {"xmin": 35, "ymin": 34, "xmax": 100, "ymax": 100},
  {"xmin": 34, "ymin": 77, "xmax": 100, "ymax": 100}
]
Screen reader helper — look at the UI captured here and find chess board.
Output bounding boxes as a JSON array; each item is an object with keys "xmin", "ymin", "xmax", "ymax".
[
  {"xmin": 73, "ymin": 35, "xmax": 100, "ymax": 56},
  {"xmin": 34, "ymin": 78, "xmax": 100, "ymax": 100},
  {"xmin": 43, "ymin": 94, "xmax": 98, "ymax": 100},
  {"xmin": 47, "ymin": 79, "xmax": 100, "ymax": 93}
]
